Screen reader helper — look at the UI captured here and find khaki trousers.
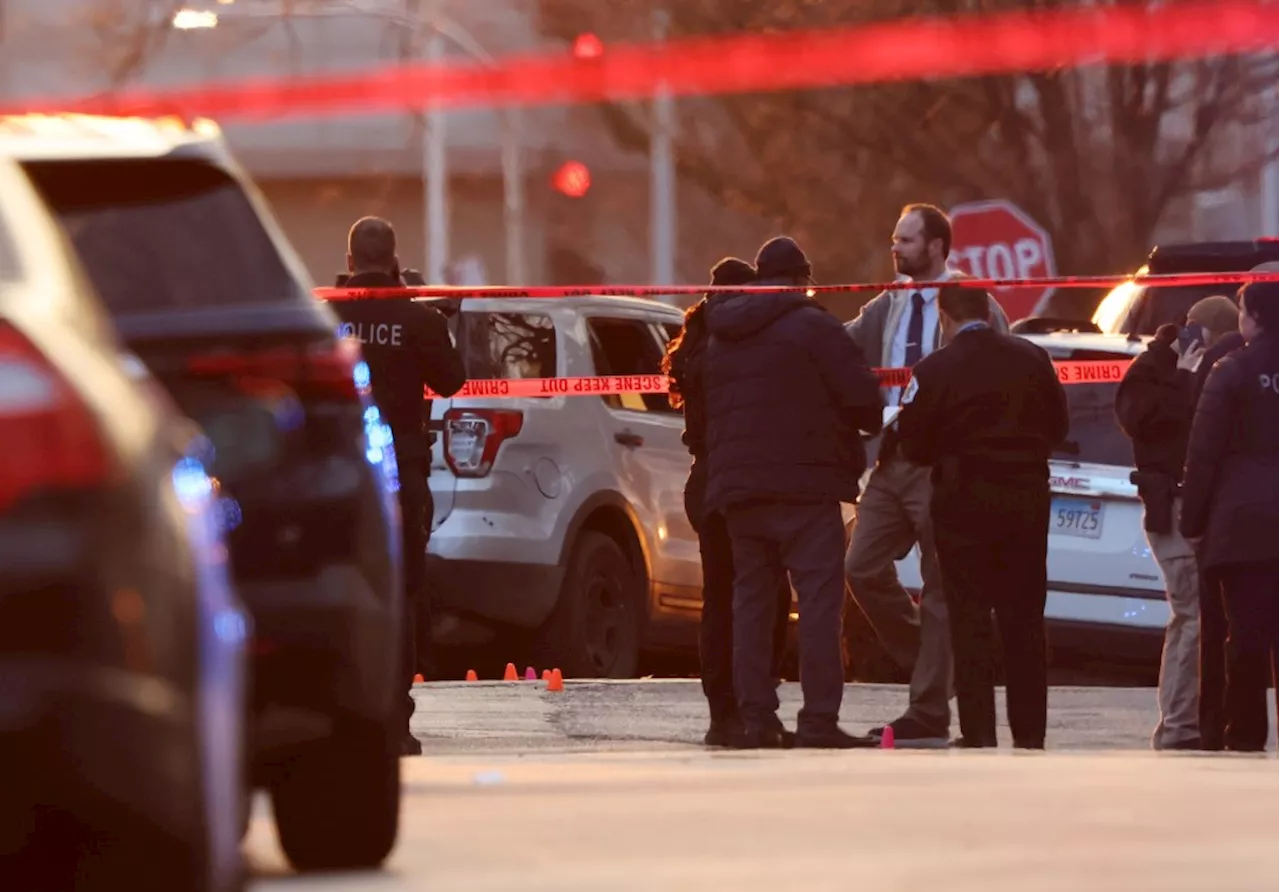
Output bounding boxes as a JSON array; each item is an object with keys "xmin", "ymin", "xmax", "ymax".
[
  {"xmin": 844, "ymin": 459, "xmax": 951, "ymax": 731},
  {"xmin": 1148, "ymin": 498, "xmax": 1201, "ymax": 749}
]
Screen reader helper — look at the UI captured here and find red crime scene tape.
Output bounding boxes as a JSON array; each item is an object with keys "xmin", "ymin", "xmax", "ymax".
[
  {"xmin": 424, "ymin": 361, "xmax": 1132, "ymax": 399},
  {"xmin": 318, "ymin": 270, "xmax": 1277, "ymax": 302},
  {"xmin": 4, "ymin": 1, "xmax": 1274, "ymax": 121}
]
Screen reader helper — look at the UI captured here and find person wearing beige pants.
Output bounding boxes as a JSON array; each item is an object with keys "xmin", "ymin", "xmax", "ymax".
[
  {"xmin": 1146, "ymin": 501, "xmax": 1202, "ymax": 749},
  {"xmin": 843, "ymin": 203, "xmax": 1009, "ymax": 746},
  {"xmin": 1117, "ymin": 296, "xmax": 1242, "ymax": 750},
  {"xmin": 845, "ymin": 459, "xmax": 952, "ymax": 746}
]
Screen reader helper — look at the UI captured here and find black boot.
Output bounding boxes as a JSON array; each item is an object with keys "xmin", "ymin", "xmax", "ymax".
[
  {"xmin": 795, "ymin": 723, "xmax": 878, "ymax": 749},
  {"xmin": 704, "ymin": 716, "xmax": 744, "ymax": 748},
  {"xmin": 730, "ymin": 723, "xmax": 786, "ymax": 750}
]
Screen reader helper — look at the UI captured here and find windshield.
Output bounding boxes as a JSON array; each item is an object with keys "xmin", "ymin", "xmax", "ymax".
[{"xmin": 22, "ymin": 158, "xmax": 305, "ymax": 314}]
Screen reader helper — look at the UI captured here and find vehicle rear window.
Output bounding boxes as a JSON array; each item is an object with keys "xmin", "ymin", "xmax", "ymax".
[
  {"xmin": 460, "ymin": 312, "xmax": 556, "ymax": 378},
  {"xmin": 1128, "ymin": 284, "xmax": 1242, "ymax": 335},
  {"xmin": 1052, "ymin": 382, "xmax": 1134, "ymax": 468},
  {"xmin": 1047, "ymin": 348, "xmax": 1137, "ymax": 467},
  {"xmin": 21, "ymin": 158, "xmax": 304, "ymax": 314}
]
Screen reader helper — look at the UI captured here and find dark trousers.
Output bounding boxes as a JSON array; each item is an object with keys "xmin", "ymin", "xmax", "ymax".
[
  {"xmin": 932, "ymin": 478, "xmax": 1050, "ymax": 748},
  {"xmin": 1212, "ymin": 561, "xmax": 1278, "ymax": 752},
  {"xmin": 696, "ymin": 508, "xmax": 790, "ymax": 724},
  {"xmin": 398, "ymin": 455, "xmax": 432, "ymax": 731},
  {"xmin": 1198, "ymin": 565, "xmax": 1228, "ymax": 750},
  {"xmin": 725, "ymin": 501, "xmax": 846, "ymax": 732}
]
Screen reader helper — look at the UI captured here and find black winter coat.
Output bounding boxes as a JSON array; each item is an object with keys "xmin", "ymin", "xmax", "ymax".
[
  {"xmin": 896, "ymin": 326, "xmax": 1069, "ymax": 476},
  {"xmin": 1114, "ymin": 338, "xmax": 1195, "ymax": 481},
  {"xmin": 1180, "ymin": 332, "xmax": 1279, "ymax": 569},
  {"xmin": 327, "ymin": 271, "xmax": 466, "ymax": 459},
  {"xmin": 702, "ymin": 285, "xmax": 883, "ymax": 512}
]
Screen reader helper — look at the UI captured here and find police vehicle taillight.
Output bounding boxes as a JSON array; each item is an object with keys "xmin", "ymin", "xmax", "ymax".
[
  {"xmin": 443, "ymin": 408, "xmax": 523, "ymax": 478},
  {"xmin": 0, "ymin": 322, "xmax": 110, "ymax": 511},
  {"xmin": 184, "ymin": 338, "xmax": 363, "ymax": 401}
]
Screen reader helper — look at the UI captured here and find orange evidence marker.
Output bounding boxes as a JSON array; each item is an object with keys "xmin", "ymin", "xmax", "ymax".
[
  {"xmin": 547, "ymin": 668, "xmax": 564, "ymax": 692},
  {"xmin": 412, "ymin": 673, "xmax": 425, "ymax": 684},
  {"xmin": 542, "ymin": 669, "xmax": 552, "ymax": 682},
  {"xmin": 503, "ymin": 662, "xmax": 519, "ymax": 681},
  {"xmin": 465, "ymin": 669, "xmax": 479, "ymax": 682}
]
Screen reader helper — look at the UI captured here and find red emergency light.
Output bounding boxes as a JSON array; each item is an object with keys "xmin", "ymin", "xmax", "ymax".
[
  {"xmin": 552, "ymin": 161, "xmax": 591, "ymax": 198},
  {"xmin": 572, "ymin": 33, "xmax": 605, "ymax": 60}
]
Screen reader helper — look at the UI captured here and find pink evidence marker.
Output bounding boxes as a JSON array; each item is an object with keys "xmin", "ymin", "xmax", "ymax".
[
  {"xmin": 880, "ymin": 725, "xmax": 896, "ymax": 750},
  {"xmin": 524, "ymin": 666, "xmax": 537, "ymax": 680}
]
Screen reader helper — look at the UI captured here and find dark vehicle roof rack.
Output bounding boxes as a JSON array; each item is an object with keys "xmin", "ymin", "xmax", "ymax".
[{"xmin": 1011, "ymin": 316, "xmax": 1102, "ymax": 335}]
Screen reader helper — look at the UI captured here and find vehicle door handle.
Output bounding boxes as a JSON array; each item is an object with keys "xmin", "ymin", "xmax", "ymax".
[{"xmin": 614, "ymin": 431, "xmax": 644, "ymax": 448}]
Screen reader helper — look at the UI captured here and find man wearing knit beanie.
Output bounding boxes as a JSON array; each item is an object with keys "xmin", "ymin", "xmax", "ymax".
[{"xmin": 702, "ymin": 235, "xmax": 883, "ymax": 748}]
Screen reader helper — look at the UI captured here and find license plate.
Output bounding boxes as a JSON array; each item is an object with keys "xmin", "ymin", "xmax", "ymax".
[{"xmin": 1051, "ymin": 497, "xmax": 1104, "ymax": 540}]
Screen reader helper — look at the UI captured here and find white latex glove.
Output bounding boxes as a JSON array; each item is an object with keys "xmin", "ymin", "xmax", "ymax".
[{"xmin": 1175, "ymin": 340, "xmax": 1206, "ymax": 373}]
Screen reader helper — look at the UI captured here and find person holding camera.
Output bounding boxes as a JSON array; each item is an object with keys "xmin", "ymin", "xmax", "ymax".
[
  {"xmin": 1116, "ymin": 322, "xmax": 1204, "ymax": 749},
  {"xmin": 1114, "ymin": 296, "xmax": 1238, "ymax": 750}
]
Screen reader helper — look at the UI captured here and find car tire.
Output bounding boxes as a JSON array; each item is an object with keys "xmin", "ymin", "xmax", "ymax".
[
  {"xmin": 534, "ymin": 531, "xmax": 642, "ymax": 678},
  {"xmin": 270, "ymin": 718, "xmax": 400, "ymax": 872}
]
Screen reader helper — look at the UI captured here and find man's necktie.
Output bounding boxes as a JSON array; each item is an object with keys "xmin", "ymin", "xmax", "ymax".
[{"xmin": 904, "ymin": 291, "xmax": 925, "ymax": 368}]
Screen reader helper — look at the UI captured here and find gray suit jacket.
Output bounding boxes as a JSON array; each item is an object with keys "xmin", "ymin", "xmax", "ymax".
[
  {"xmin": 845, "ymin": 272, "xmax": 1011, "ymax": 465},
  {"xmin": 845, "ymin": 272, "xmax": 1011, "ymax": 368}
]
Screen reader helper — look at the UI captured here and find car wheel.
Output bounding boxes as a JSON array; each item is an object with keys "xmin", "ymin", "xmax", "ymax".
[
  {"xmin": 534, "ymin": 531, "xmax": 642, "ymax": 678},
  {"xmin": 270, "ymin": 718, "xmax": 400, "ymax": 872}
]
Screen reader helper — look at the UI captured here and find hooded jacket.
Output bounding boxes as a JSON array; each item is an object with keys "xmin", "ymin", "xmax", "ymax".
[{"xmin": 702, "ymin": 281, "xmax": 883, "ymax": 512}]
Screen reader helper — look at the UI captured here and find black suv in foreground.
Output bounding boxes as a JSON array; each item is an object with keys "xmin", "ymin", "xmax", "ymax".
[
  {"xmin": 4, "ymin": 115, "xmax": 405, "ymax": 872},
  {"xmin": 1092, "ymin": 238, "xmax": 1278, "ymax": 335}
]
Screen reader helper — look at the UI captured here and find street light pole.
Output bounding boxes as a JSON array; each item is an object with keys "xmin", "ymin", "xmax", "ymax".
[
  {"xmin": 173, "ymin": 0, "xmax": 524, "ymax": 285},
  {"xmin": 501, "ymin": 109, "xmax": 526, "ymax": 282},
  {"xmin": 650, "ymin": 8, "xmax": 676, "ymax": 295},
  {"xmin": 423, "ymin": 0, "xmax": 448, "ymax": 284}
]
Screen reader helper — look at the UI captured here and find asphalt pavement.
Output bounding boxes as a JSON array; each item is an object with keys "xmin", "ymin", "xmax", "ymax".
[{"xmin": 246, "ymin": 680, "xmax": 1278, "ymax": 890}]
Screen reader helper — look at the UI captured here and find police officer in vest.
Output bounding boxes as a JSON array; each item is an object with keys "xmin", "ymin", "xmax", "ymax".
[
  {"xmin": 894, "ymin": 285, "xmax": 1069, "ymax": 748},
  {"xmin": 329, "ymin": 216, "xmax": 466, "ymax": 755}
]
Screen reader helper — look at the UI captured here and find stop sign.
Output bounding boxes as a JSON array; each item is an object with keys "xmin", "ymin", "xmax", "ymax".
[{"xmin": 948, "ymin": 200, "xmax": 1057, "ymax": 322}]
